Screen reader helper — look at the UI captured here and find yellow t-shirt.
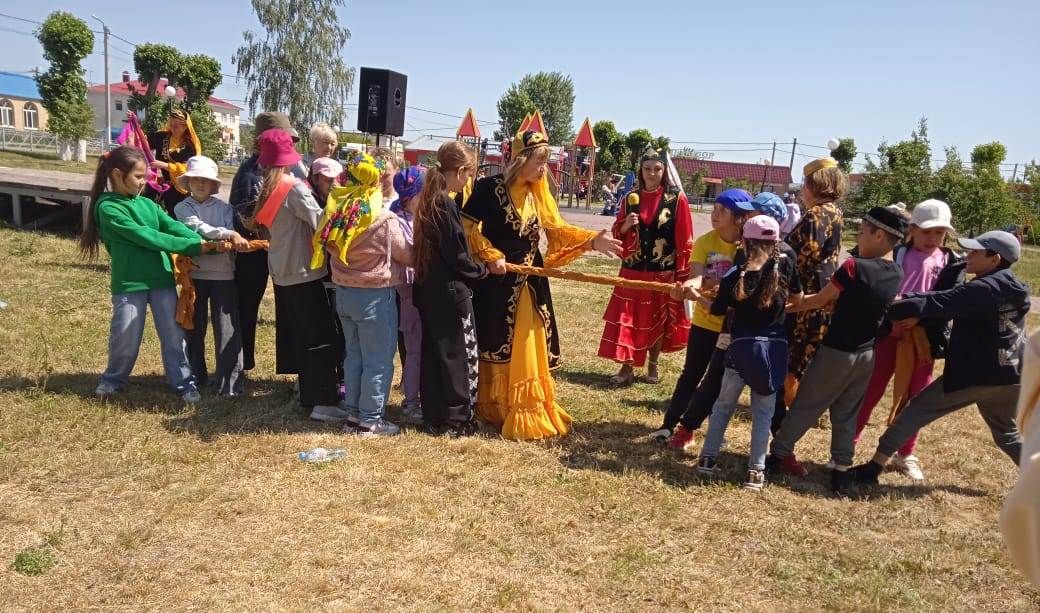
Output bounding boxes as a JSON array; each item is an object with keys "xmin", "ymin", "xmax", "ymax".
[{"xmin": 690, "ymin": 230, "xmax": 738, "ymax": 332}]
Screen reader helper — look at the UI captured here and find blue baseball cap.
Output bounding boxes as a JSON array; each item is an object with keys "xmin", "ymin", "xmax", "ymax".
[
  {"xmin": 751, "ymin": 192, "xmax": 787, "ymax": 224},
  {"xmin": 715, "ymin": 188, "xmax": 755, "ymax": 213}
]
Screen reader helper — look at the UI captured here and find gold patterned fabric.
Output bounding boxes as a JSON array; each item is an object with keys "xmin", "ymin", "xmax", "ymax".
[{"xmin": 786, "ymin": 201, "xmax": 843, "ymax": 380}]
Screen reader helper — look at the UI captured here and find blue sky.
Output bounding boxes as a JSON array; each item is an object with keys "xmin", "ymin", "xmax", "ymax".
[{"xmin": 2, "ymin": 1, "xmax": 1038, "ymax": 172}]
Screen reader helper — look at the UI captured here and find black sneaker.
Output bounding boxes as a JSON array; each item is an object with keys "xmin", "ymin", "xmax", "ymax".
[
  {"xmin": 446, "ymin": 419, "xmax": 479, "ymax": 438},
  {"xmin": 849, "ymin": 461, "xmax": 883, "ymax": 485},
  {"xmin": 697, "ymin": 456, "xmax": 718, "ymax": 476},
  {"xmin": 831, "ymin": 469, "xmax": 855, "ymax": 497}
]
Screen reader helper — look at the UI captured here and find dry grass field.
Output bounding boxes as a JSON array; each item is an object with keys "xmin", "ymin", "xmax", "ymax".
[{"xmin": 1, "ymin": 226, "xmax": 1038, "ymax": 611}]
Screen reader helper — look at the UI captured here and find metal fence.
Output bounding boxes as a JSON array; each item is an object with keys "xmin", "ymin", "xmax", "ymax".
[
  {"xmin": 0, "ymin": 127, "xmax": 109, "ymax": 157},
  {"xmin": 0, "ymin": 127, "xmax": 58, "ymax": 154}
]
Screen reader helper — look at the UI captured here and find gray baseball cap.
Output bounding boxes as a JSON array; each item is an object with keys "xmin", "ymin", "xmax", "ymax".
[{"xmin": 957, "ymin": 230, "xmax": 1021, "ymax": 264}]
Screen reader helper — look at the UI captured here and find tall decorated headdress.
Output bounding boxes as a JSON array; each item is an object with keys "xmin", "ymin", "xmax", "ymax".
[{"xmin": 310, "ymin": 151, "xmax": 386, "ymax": 269}]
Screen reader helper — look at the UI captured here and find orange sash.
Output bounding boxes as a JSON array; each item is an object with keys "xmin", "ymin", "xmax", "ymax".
[{"xmin": 255, "ymin": 175, "xmax": 299, "ymax": 228}]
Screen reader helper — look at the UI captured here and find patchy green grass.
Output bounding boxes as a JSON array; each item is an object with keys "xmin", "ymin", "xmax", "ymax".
[{"xmin": 0, "ymin": 227, "xmax": 1038, "ymax": 610}]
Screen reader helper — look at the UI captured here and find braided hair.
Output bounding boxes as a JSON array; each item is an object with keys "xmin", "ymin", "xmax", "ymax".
[{"xmin": 734, "ymin": 238, "xmax": 787, "ymax": 309}]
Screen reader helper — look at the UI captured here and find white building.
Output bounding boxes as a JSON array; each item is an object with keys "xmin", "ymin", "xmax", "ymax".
[{"xmin": 88, "ymin": 71, "xmax": 241, "ymax": 147}]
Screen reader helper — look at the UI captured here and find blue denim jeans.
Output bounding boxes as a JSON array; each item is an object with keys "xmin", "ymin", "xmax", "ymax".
[
  {"xmin": 99, "ymin": 288, "xmax": 196, "ymax": 395},
  {"xmin": 335, "ymin": 286, "xmax": 398, "ymax": 423},
  {"xmin": 700, "ymin": 367, "xmax": 776, "ymax": 471}
]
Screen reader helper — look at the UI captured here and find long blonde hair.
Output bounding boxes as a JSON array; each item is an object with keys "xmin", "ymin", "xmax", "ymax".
[
  {"xmin": 504, "ymin": 144, "xmax": 549, "ymax": 187},
  {"xmin": 414, "ymin": 141, "xmax": 475, "ymax": 280}
]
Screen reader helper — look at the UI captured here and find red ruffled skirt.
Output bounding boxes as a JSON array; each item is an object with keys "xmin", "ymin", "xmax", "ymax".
[{"xmin": 597, "ymin": 269, "xmax": 690, "ymax": 366}]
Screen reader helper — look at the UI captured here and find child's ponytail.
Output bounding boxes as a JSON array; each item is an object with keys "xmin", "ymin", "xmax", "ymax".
[
  {"xmin": 758, "ymin": 243, "xmax": 785, "ymax": 310},
  {"xmin": 80, "ymin": 146, "xmax": 146, "ymax": 260}
]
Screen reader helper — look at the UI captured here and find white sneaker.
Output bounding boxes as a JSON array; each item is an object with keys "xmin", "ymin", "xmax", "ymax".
[
  {"xmin": 891, "ymin": 454, "xmax": 925, "ymax": 481},
  {"xmin": 353, "ymin": 418, "xmax": 401, "ymax": 437},
  {"xmin": 824, "ymin": 460, "xmax": 836, "ymax": 470},
  {"xmin": 310, "ymin": 404, "xmax": 352, "ymax": 423}
]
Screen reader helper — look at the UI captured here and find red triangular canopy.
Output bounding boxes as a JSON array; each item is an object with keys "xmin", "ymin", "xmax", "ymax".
[
  {"xmin": 574, "ymin": 117, "xmax": 596, "ymax": 148},
  {"xmin": 527, "ymin": 110, "xmax": 547, "ymax": 136},
  {"xmin": 456, "ymin": 108, "xmax": 481, "ymax": 139},
  {"xmin": 517, "ymin": 113, "xmax": 532, "ymax": 133}
]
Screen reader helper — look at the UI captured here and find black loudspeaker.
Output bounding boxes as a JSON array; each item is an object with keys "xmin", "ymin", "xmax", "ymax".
[{"xmin": 357, "ymin": 67, "xmax": 407, "ymax": 137}]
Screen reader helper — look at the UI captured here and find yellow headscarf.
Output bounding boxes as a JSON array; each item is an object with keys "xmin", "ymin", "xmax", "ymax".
[
  {"xmin": 165, "ymin": 110, "xmax": 202, "ymax": 194},
  {"xmin": 310, "ymin": 151, "xmax": 385, "ymax": 269}
]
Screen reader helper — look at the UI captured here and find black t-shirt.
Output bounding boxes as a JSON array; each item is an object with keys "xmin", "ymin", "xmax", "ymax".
[
  {"xmin": 823, "ymin": 256, "xmax": 904, "ymax": 351},
  {"xmin": 711, "ymin": 247, "xmax": 802, "ymax": 337}
]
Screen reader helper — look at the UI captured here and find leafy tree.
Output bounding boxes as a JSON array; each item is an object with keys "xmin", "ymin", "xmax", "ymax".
[
  {"xmin": 960, "ymin": 142, "xmax": 1018, "ymax": 236},
  {"xmin": 675, "ymin": 164, "xmax": 708, "ymax": 198},
  {"xmin": 931, "ymin": 147, "xmax": 969, "ymax": 217},
  {"xmin": 625, "ymin": 129, "xmax": 654, "ymax": 168},
  {"xmin": 234, "ymin": 0, "xmax": 355, "ymax": 134},
  {"xmin": 1023, "ymin": 161, "xmax": 1040, "ymax": 217},
  {"xmin": 592, "ymin": 120, "xmax": 621, "ymax": 175},
  {"xmin": 853, "ymin": 118, "xmax": 933, "ymax": 210},
  {"xmin": 722, "ymin": 176, "xmax": 755, "ymax": 192},
  {"xmin": 494, "ymin": 71, "xmax": 575, "ymax": 144},
  {"xmin": 831, "ymin": 137, "xmax": 857, "ymax": 173},
  {"xmin": 128, "ymin": 44, "xmax": 183, "ymax": 134},
  {"xmin": 35, "ymin": 12, "xmax": 95, "ymax": 149}
]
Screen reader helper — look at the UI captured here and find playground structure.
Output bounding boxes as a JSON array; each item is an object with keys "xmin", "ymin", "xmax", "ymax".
[{"xmin": 564, "ymin": 118, "xmax": 597, "ymax": 209}]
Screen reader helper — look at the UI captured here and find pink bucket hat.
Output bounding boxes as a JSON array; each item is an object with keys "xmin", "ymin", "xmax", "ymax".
[
  {"xmin": 257, "ymin": 129, "xmax": 301, "ymax": 168},
  {"xmin": 743, "ymin": 215, "xmax": 781, "ymax": 241},
  {"xmin": 310, "ymin": 157, "xmax": 343, "ymax": 179}
]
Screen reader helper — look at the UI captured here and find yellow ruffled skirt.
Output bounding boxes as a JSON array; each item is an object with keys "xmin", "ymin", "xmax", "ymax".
[{"xmin": 476, "ymin": 286, "xmax": 572, "ymax": 440}]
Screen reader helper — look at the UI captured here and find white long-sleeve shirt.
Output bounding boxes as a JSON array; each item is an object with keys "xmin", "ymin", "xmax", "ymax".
[{"xmin": 174, "ymin": 195, "xmax": 236, "ymax": 281}]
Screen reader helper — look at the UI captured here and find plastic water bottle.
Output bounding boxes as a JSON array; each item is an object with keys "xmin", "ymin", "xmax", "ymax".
[{"xmin": 297, "ymin": 447, "xmax": 347, "ymax": 463}]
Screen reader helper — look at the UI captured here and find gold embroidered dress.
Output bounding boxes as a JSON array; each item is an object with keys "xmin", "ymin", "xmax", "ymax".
[{"xmin": 461, "ymin": 171, "xmax": 595, "ymax": 440}]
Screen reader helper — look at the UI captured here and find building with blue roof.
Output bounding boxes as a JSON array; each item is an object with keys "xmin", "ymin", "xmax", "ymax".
[{"xmin": 0, "ymin": 71, "xmax": 48, "ymax": 131}]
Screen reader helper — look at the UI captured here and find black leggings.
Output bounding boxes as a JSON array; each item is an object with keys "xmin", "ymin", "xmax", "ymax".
[{"xmin": 661, "ymin": 325, "xmax": 719, "ymax": 431}]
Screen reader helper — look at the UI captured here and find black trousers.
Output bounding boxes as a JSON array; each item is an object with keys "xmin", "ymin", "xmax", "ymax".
[
  {"xmin": 272, "ymin": 280, "xmax": 339, "ymax": 408},
  {"xmin": 661, "ymin": 325, "xmax": 720, "ymax": 431},
  {"xmin": 678, "ymin": 345, "xmax": 727, "ymax": 431},
  {"xmin": 234, "ymin": 250, "xmax": 269, "ymax": 371},
  {"xmin": 325, "ymin": 285, "xmax": 345, "ymax": 384},
  {"xmin": 414, "ymin": 282, "xmax": 479, "ymax": 426}
]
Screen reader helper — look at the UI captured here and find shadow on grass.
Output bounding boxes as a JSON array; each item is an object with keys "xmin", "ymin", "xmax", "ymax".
[
  {"xmin": 41, "ymin": 261, "xmax": 110, "ymax": 273},
  {"xmin": 0, "ymin": 371, "xmax": 337, "ymax": 440},
  {"xmin": 560, "ymin": 419, "xmax": 702, "ymax": 488},
  {"xmin": 554, "ymin": 368, "xmax": 616, "ymax": 389}
]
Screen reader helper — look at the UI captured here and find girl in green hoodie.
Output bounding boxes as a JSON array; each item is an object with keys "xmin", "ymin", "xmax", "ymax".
[{"xmin": 80, "ymin": 146, "xmax": 218, "ymax": 403}]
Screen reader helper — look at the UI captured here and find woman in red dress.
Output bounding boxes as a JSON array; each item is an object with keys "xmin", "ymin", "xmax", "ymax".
[{"xmin": 598, "ymin": 147, "xmax": 693, "ymax": 385}]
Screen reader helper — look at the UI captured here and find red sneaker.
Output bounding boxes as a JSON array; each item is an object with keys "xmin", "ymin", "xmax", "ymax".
[
  {"xmin": 667, "ymin": 425, "xmax": 697, "ymax": 452},
  {"xmin": 775, "ymin": 454, "xmax": 808, "ymax": 477}
]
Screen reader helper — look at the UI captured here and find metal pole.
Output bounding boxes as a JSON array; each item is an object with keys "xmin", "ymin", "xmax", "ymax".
[
  {"xmin": 761, "ymin": 141, "xmax": 776, "ymax": 192},
  {"xmin": 788, "ymin": 137, "xmax": 797, "ymax": 176},
  {"xmin": 1011, "ymin": 163, "xmax": 1019, "ymax": 183},
  {"xmin": 92, "ymin": 16, "xmax": 111, "ymax": 150}
]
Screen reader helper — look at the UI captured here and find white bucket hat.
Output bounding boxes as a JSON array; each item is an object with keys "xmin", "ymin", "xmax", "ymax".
[
  {"xmin": 910, "ymin": 198, "xmax": 954, "ymax": 231},
  {"xmin": 177, "ymin": 155, "xmax": 221, "ymax": 191}
]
